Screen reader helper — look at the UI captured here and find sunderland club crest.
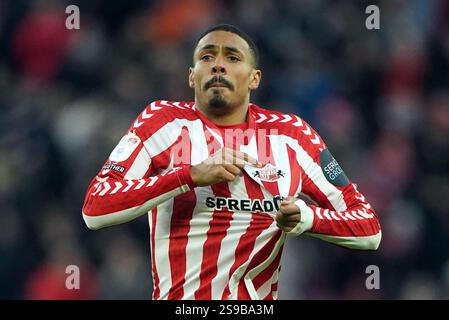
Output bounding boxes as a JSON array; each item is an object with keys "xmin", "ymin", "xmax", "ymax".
[{"xmin": 252, "ymin": 164, "xmax": 285, "ymax": 182}]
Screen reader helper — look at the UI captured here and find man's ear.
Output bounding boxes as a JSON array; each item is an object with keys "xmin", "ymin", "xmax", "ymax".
[
  {"xmin": 189, "ymin": 67, "xmax": 195, "ymax": 88},
  {"xmin": 249, "ymin": 69, "xmax": 261, "ymax": 90}
]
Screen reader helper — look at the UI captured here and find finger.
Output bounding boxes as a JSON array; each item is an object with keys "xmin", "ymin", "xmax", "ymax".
[
  {"xmin": 223, "ymin": 149, "xmax": 245, "ymax": 169},
  {"xmin": 221, "ymin": 148, "xmax": 235, "ymax": 165},
  {"xmin": 275, "ymin": 219, "xmax": 291, "ymax": 228},
  {"xmin": 284, "ymin": 221, "xmax": 299, "ymax": 229},
  {"xmin": 233, "ymin": 150, "xmax": 262, "ymax": 167},
  {"xmin": 217, "ymin": 167, "xmax": 237, "ymax": 182},
  {"xmin": 280, "ymin": 204, "xmax": 300, "ymax": 215},
  {"xmin": 277, "ymin": 222, "xmax": 298, "ymax": 232},
  {"xmin": 296, "ymin": 193, "xmax": 318, "ymax": 206},
  {"xmin": 275, "ymin": 211, "xmax": 283, "ymax": 222},
  {"xmin": 233, "ymin": 162, "xmax": 246, "ymax": 170},
  {"xmin": 222, "ymin": 164, "xmax": 242, "ymax": 176},
  {"xmin": 276, "ymin": 217, "xmax": 300, "ymax": 227},
  {"xmin": 282, "ymin": 214, "xmax": 301, "ymax": 223},
  {"xmin": 222, "ymin": 148, "xmax": 260, "ymax": 168},
  {"xmin": 281, "ymin": 196, "xmax": 296, "ymax": 205},
  {"xmin": 220, "ymin": 149, "xmax": 247, "ymax": 170},
  {"xmin": 281, "ymin": 200, "xmax": 294, "ymax": 206},
  {"xmin": 211, "ymin": 149, "xmax": 228, "ymax": 165}
]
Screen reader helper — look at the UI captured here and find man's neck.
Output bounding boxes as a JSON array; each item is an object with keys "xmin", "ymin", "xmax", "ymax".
[{"xmin": 195, "ymin": 100, "xmax": 249, "ymax": 125}]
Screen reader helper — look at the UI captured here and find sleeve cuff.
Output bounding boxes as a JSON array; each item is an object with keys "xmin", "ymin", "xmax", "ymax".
[
  {"xmin": 178, "ymin": 165, "xmax": 197, "ymax": 190},
  {"xmin": 286, "ymin": 199, "xmax": 314, "ymax": 236}
]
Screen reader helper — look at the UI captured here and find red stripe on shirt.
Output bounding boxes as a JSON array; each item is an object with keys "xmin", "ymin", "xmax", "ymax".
[
  {"xmin": 221, "ymin": 174, "xmax": 274, "ymax": 299},
  {"xmin": 287, "ymin": 144, "xmax": 301, "ymax": 196},
  {"xmin": 252, "ymin": 243, "xmax": 284, "ymax": 290},
  {"xmin": 151, "ymin": 207, "xmax": 160, "ymax": 300},
  {"xmin": 237, "ymin": 230, "xmax": 282, "ymax": 299},
  {"xmin": 166, "ymin": 128, "xmax": 194, "ymax": 299},
  {"xmin": 194, "ymin": 182, "xmax": 233, "ymax": 299},
  {"xmin": 300, "ymin": 166, "xmax": 336, "ymax": 211},
  {"xmin": 194, "ymin": 124, "xmax": 232, "ymax": 300},
  {"xmin": 167, "ymin": 190, "xmax": 196, "ymax": 299}
]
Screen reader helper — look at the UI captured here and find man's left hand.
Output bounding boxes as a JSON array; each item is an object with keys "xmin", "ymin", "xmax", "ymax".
[{"xmin": 275, "ymin": 196, "xmax": 301, "ymax": 232}]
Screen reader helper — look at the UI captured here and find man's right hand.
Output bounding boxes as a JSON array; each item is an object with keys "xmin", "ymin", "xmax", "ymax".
[{"xmin": 190, "ymin": 148, "xmax": 262, "ymax": 187}]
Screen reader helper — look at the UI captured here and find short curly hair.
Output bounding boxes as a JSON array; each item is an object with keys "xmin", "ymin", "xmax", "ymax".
[{"xmin": 194, "ymin": 24, "xmax": 259, "ymax": 68}]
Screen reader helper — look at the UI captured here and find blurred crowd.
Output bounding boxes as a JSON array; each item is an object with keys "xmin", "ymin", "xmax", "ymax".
[{"xmin": 0, "ymin": 0, "xmax": 448, "ymax": 299}]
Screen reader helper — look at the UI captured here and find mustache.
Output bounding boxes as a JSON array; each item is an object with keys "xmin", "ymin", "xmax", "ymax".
[{"xmin": 204, "ymin": 76, "xmax": 234, "ymax": 91}]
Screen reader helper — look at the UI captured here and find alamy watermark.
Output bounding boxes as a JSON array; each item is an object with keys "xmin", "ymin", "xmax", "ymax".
[
  {"xmin": 65, "ymin": 5, "xmax": 379, "ymax": 31},
  {"xmin": 365, "ymin": 5, "xmax": 380, "ymax": 30},
  {"xmin": 65, "ymin": 5, "xmax": 80, "ymax": 30},
  {"xmin": 65, "ymin": 265, "xmax": 80, "ymax": 290},
  {"xmin": 365, "ymin": 265, "xmax": 380, "ymax": 290},
  {"xmin": 170, "ymin": 128, "xmax": 278, "ymax": 166}
]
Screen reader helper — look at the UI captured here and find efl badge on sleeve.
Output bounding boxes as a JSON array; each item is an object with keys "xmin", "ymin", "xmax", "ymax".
[{"xmin": 109, "ymin": 131, "xmax": 141, "ymax": 162}]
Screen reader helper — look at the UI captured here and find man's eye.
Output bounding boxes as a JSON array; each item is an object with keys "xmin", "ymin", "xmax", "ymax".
[
  {"xmin": 228, "ymin": 56, "xmax": 240, "ymax": 62},
  {"xmin": 201, "ymin": 55, "xmax": 212, "ymax": 61}
]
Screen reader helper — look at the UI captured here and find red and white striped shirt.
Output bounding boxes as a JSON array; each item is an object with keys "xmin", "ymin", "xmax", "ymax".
[{"xmin": 82, "ymin": 100, "xmax": 381, "ymax": 300}]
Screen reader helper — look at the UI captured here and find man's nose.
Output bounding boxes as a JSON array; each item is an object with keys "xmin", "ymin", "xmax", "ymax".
[
  {"xmin": 212, "ymin": 65, "xmax": 226, "ymax": 74},
  {"xmin": 212, "ymin": 59, "xmax": 226, "ymax": 75}
]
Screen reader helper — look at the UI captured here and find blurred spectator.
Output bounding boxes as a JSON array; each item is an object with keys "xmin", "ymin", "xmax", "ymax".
[
  {"xmin": 10, "ymin": 0, "xmax": 75, "ymax": 84},
  {"xmin": 145, "ymin": 0, "xmax": 219, "ymax": 45},
  {"xmin": 24, "ymin": 209, "xmax": 100, "ymax": 299},
  {"xmin": 96, "ymin": 232, "xmax": 151, "ymax": 299}
]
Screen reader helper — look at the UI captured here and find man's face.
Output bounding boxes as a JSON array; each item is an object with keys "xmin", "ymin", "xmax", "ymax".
[{"xmin": 189, "ymin": 31, "xmax": 261, "ymax": 113}]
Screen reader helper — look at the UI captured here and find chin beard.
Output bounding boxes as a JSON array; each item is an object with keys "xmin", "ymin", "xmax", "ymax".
[{"xmin": 208, "ymin": 92, "xmax": 230, "ymax": 109}]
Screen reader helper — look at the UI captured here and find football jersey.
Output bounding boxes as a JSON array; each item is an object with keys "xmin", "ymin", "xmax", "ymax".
[{"xmin": 82, "ymin": 100, "xmax": 381, "ymax": 300}]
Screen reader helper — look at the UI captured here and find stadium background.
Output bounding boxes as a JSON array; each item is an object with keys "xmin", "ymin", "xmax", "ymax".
[{"xmin": 0, "ymin": 0, "xmax": 448, "ymax": 299}]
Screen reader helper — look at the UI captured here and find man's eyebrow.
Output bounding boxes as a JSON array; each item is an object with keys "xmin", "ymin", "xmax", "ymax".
[
  {"xmin": 224, "ymin": 46, "xmax": 243, "ymax": 55},
  {"xmin": 198, "ymin": 44, "xmax": 218, "ymax": 52},
  {"xmin": 197, "ymin": 44, "xmax": 244, "ymax": 56}
]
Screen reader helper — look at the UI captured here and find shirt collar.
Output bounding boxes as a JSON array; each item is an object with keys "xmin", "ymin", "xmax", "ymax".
[{"xmin": 192, "ymin": 103, "xmax": 257, "ymax": 145}]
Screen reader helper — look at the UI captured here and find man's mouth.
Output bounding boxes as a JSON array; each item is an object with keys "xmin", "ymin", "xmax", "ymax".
[
  {"xmin": 204, "ymin": 76, "xmax": 233, "ymax": 90},
  {"xmin": 209, "ymin": 82, "xmax": 228, "ymax": 88}
]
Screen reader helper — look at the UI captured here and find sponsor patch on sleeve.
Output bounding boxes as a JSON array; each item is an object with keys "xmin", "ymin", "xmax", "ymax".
[
  {"xmin": 102, "ymin": 163, "xmax": 126, "ymax": 173},
  {"xmin": 320, "ymin": 149, "xmax": 349, "ymax": 187},
  {"xmin": 109, "ymin": 131, "xmax": 141, "ymax": 162}
]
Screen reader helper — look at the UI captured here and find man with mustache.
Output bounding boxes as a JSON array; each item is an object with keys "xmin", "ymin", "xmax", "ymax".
[{"xmin": 82, "ymin": 24, "xmax": 381, "ymax": 300}]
